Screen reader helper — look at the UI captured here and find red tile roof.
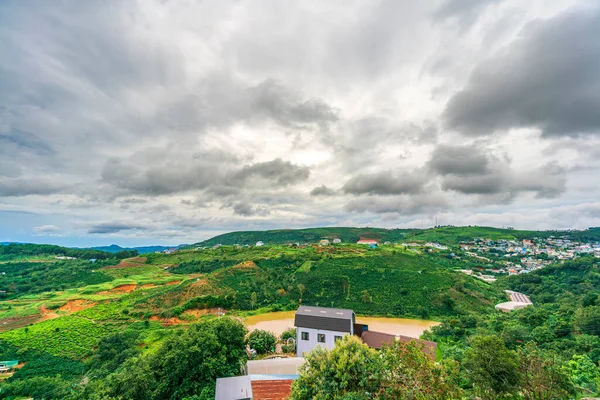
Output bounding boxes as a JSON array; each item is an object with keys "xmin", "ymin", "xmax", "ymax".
[{"xmin": 251, "ymin": 380, "xmax": 293, "ymax": 400}]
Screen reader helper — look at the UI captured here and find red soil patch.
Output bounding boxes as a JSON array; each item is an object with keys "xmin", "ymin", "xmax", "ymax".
[
  {"xmin": 98, "ymin": 284, "xmax": 137, "ymax": 294},
  {"xmin": 182, "ymin": 308, "xmax": 225, "ymax": 318},
  {"xmin": 149, "ymin": 315, "xmax": 187, "ymax": 326},
  {"xmin": 165, "ymin": 280, "xmax": 181, "ymax": 285},
  {"xmin": 140, "ymin": 284, "xmax": 156, "ymax": 289},
  {"xmin": 58, "ymin": 299, "xmax": 96, "ymax": 313},
  {"xmin": 103, "ymin": 257, "xmax": 147, "ymax": 269},
  {"xmin": 231, "ymin": 261, "xmax": 259, "ymax": 271}
]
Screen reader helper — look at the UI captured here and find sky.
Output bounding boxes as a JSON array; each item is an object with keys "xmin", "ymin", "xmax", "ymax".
[{"xmin": 1, "ymin": 0, "xmax": 600, "ymax": 247}]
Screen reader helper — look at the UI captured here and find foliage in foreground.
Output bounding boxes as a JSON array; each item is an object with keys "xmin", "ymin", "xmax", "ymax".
[
  {"xmin": 246, "ymin": 329, "xmax": 277, "ymax": 355},
  {"xmin": 290, "ymin": 335, "xmax": 462, "ymax": 400},
  {"xmin": 72, "ymin": 317, "xmax": 247, "ymax": 400}
]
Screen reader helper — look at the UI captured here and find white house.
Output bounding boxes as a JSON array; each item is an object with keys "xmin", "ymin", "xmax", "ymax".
[
  {"xmin": 294, "ymin": 305, "xmax": 355, "ymax": 356},
  {"xmin": 332, "ymin": 238, "xmax": 342, "ymax": 244},
  {"xmin": 256, "ymin": 241, "xmax": 264, "ymax": 247}
]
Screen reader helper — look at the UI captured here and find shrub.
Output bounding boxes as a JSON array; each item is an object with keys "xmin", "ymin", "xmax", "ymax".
[{"xmin": 246, "ymin": 330, "xmax": 277, "ymax": 354}]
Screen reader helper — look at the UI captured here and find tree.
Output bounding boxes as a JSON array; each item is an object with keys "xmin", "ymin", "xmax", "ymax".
[
  {"xmin": 517, "ymin": 343, "xmax": 574, "ymax": 400},
  {"xmin": 78, "ymin": 317, "xmax": 247, "ymax": 400},
  {"xmin": 250, "ymin": 291, "xmax": 257, "ymax": 310},
  {"xmin": 463, "ymin": 336, "xmax": 521, "ymax": 400},
  {"xmin": 574, "ymin": 306, "xmax": 600, "ymax": 336},
  {"xmin": 360, "ymin": 290, "xmax": 373, "ymax": 304},
  {"xmin": 246, "ymin": 329, "xmax": 277, "ymax": 355},
  {"xmin": 378, "ymin": 340, "xmax": 462, "ymax": 399},
  {"xmin": 290, "ymin": 335, "xmax": 381, "ymax": 399},
  {"xmin": 297, "ymin": 284, "xmax": 306, "ymax": 302},
  {"xmin": 564, "ymin": 354, "xmax": 600, "ymax": 395}
]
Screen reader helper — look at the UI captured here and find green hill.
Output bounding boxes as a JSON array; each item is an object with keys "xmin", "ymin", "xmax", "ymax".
[
  {"xmin": 195, "ymin": 226, "xmax": 600, "ymax": 248},
  {"xmin": 193, "ymin": 227, "xmax": 416, "ymax": 247}
]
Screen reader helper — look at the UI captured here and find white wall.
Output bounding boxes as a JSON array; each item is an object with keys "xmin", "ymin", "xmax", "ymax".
[{"xmin": 296, "ymin": 327, "xmax": 349, "ymax": 357}]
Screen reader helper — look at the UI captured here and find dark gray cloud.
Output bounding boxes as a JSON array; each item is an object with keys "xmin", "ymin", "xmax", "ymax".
[
  {"xmin": 440, "ymin": 163, "xmax": 566, "ymax": 198},
  {"xmin": 427, "ymin": 144, "xmax": 490, "ymax": 175},
  {"xmin": 231, "ymin": 158, "xmax": 311, "ymax": 187},
  {"xmin": 310, "ymin": 185, "xmax": 337, "ymax": 197},
  {"xmin": 0, "ymin": 178, "xmax": 66, "ymax": 197},
  {"xmin": 342, "ymin": 171, "xmax": 424, "ymax": 195},
  {"xmin": 232, "ymin": 202, "xmax": 271, "ymax": 217},
  {"xmin": 444, "ymin": 8, "xmax": 600, "ymax": 137},
  {"xmin": 88, "ymin": 222, "xmax": 148, "ymax": 235}
]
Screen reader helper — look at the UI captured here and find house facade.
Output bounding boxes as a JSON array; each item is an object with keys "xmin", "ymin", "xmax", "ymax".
[{"xmin": 294, "ymin": 306, "xmax": 355, "ymax": 356}]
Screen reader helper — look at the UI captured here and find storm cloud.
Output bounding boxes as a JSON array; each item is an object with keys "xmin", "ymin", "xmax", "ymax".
[
  {"xmin": 0, "ymin": 0, "xmax": 597, "ymax": 245},
  {"xmin": 444, "ymin": 7, "xmax": 600, "ymax": 137}
]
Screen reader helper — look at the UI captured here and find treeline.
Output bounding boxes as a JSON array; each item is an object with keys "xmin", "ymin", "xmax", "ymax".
[{"xmin": 0, "ymin": 243, "xmax": 137, "ymax": 261}]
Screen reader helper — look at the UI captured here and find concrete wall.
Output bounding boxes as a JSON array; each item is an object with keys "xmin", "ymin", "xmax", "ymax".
[{"xmin": 296, "ymin": 327, "xmax": 349, "ymax": 357}]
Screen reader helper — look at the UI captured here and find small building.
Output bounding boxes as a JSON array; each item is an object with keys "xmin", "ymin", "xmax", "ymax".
[
  {"xmin": 332, "ymin": 238, "xmax": 341, "ymax": 244},
  {"xmin": 495, "ymin": 290, "xmax": 532, "ymax": 312},
  {"xmin": 0, "ymin": 360, "xmax": 18, "ymax": 372},
  {"xmin": 357, "ymin": 239, "xmax": 378, "ymax": 245},
  {"xmin": 319, "ymin": 239, "xmax": 330, "ymax": 246},
  {"xmin": 294, "ymin": 306, "xmax": 355, "ymax": 356},
  {"xmin": 256, "ymin": 241, "xmax": 264, "ymax": 247}
]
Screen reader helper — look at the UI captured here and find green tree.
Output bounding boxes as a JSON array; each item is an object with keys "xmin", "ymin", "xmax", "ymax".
[
  {"xmin": 378, "ymin": 340, "xmax": 462, "ymax": 399},
  {"xmin": 574, "ymin": 306, "xmax": 600, "ymax": 336},
  {"xmin": 517, "ymin": 343, "xmax": 574, "ymax": 400},
  {"xmin": 246, "ymin": 329, "xmax": 277, "ymax": 355},
  {"xmin": 290, "ymin": 335, "xmax": 381, "ymax": 399},
  {"xmin": 297, "ymin": 284, "xmax": 306, "ymax": 302},
  {"xmin": 79, "ymin": 317, "xmax": 247, "ymax": 400},
  {"xmin": 360, "ymin": 290, "xmax": 373, "ymax": 304},
  {"xmin": 564, "ymin": 354, "xmax": 600, "ymax": 395},
  {"xmin": 250, "ymin": 291, "xmax": 257, "ymax": 310},
  {"xmin": 463, "ymin": 336, "xmax": 521, "ymax": 400}
]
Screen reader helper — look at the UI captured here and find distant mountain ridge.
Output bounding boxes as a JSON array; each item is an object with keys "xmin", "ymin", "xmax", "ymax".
[
  {"xmin": 89, "ymin": 244, "xmax": 188, "ymax": 254},
  {"xmin": 194, "ymin": 226, "xmax": 600, "ymax": 247}
]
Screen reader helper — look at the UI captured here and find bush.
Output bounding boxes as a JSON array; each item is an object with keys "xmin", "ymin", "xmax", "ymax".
[
  {"xmin": 281, "ymin": 327, "xmax": 296, "ymax": 342},
  {"xmin": 246, "ymin": 330, "xmax": 277, "ymax": 354}
]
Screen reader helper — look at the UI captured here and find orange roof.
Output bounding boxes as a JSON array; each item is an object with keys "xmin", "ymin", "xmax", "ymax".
[
  {"xmin": 251, "ymin": 380, "xmax": 293, "ymax": 400},
  {"xmin": 357, "ymin": 239, "xmax": 378, "ymax": 244}
]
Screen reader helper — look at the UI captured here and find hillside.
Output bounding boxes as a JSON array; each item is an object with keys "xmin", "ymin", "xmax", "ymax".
[
  {"xmin": 194, "ymin": 227, "xmax": 416, "ymax": 247},
  {"xmin": 89, "ymin": 244, "xmax": 188, "ymax": 254},
  {"xmin": 0, "ymin": 230, "xmax": 599, "ymax": 398},
  {"xmin": 195, "ymin": 225, "xmax": 600, "ymax": 247}
]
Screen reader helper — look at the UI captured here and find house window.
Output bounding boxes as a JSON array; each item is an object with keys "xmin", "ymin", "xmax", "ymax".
[
  {"xmin": 301, "ymin": 332, "xmax": 309, "ymax": 340},
  {"xmin": 334, "ymin": 336, "xmax": 342, "ymax": 342},
  {"xmin": 317, "ymin": 334, "xmax": 326, "ymax": 343}
]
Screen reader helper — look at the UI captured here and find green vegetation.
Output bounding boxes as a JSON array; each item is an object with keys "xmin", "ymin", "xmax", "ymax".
[
  {"xmin": 1, "ymin": 228, "xmax": 599, "ymax": 398},
  {"xmin": 246, "ymin": 329, "xmax": 277, "ymax": 354},
  {"xmin": 291, "ymin": 335, "xmax": 462, "ymax": 399}
]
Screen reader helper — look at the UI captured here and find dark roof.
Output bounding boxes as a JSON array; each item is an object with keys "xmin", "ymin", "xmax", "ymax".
[
  {"xmin": 296, "ymin": 306, "xmax": 353, "ymax": 319},
  {"xmin": 295, "ymin": 306, "xmax": 355, "ymax": 333},
  {"xmin": 361, "ymin": 330, "xmax": 437, "ymax": 359},
  {"xmin": 251, "ymin": 380, "xmax": 293, "ymax": 400}
]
